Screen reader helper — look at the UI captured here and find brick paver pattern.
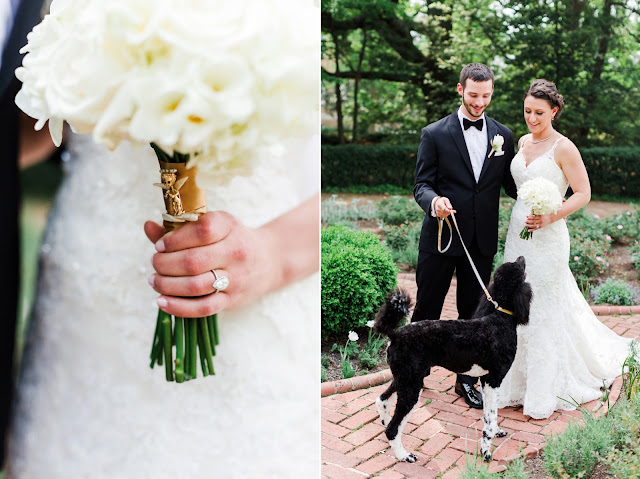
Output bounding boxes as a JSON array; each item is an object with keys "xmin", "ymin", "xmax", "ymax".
[{"xmin": 321, "ymin": 276, "xmax": 640, "ymax": 478}]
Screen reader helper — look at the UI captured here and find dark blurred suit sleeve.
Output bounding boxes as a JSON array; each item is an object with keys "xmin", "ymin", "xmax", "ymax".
[{"xmin": 0, "ymin": 0, "xmax": 46, "ymax": 467}]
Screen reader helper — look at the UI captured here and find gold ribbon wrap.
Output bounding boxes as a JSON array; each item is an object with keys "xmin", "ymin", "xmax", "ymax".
[{"xmin": 158, "ymin": 160, "xmax": 207, "ymax": 232}]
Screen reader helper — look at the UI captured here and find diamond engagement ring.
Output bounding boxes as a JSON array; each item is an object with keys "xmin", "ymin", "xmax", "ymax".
[{"xmin": 211, "ymin": 269, "xmax": 229, "ymax": 293}]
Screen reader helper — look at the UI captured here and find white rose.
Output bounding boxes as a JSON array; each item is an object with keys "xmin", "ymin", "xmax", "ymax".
[{"xmin": 492, "ymin": 134, "xmax": 504, "ymax": 147}]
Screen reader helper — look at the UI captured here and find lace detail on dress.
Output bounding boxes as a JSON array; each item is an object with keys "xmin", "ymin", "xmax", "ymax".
[
  {"xmin": 8, "ymin": 135, "xmax": 319, "ymax": 478},
  {"xmin": 498, "ymin": 137, "xmax": 634, "ymax": 419}
]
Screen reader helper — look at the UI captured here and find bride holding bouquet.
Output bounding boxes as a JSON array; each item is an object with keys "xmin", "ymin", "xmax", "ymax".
[{"xmin": 8, "ymin": 0, "xmax": 320, "ymax": 477}]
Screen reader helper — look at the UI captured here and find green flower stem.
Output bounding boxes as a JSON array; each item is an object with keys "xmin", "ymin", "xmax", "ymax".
[
  {"xmin": 174, "ymin": 317, "xmax": 185, "ymax": 383},
  {"xmin": 161, "ymin": 311, "xmax": 174, "ymax": 382},
  {"xmin": 213, "ymin": 314, "xmax": 219, "ymax": 346},
  {"xmin": 197, "ymin": 327, "xmax": 208, "ymax": 377},
  {"xmin": 149, "ymin": 309, "xmax": 162, "ymax": 367},
  {"xmin": 207, "ymin": 315, "xmax": 217, "ymax": 355},
  {"xmin": 184, "ymin": 317, "xmax": 192, "ymax": 380},
  {"xmin": 189, "ymin": 318, "xmax": 198, "ymax": 379},
  {"xmin": 199, "ymin": 318, "xmax": 215, "ymax": 375}
]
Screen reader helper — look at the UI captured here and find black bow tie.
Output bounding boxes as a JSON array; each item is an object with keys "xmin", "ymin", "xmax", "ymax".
[{"xmin": 463, "ymin": 118, "xmax": 483, "ymax": 131}]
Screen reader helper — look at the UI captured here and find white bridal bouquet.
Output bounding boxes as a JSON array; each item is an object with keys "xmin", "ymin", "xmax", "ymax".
[
  {"xmin": 518, "ymin": 176, "xmax": 563, "ymax": 240},
  {"xmin": 16, "ymin": 0, "xmax": 318, "ymax": 382}
]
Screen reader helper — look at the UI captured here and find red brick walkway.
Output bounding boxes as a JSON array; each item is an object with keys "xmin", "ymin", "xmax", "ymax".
[{"xmin": 321, "ymin": 275, "xmax": 640, "ymax": 478}]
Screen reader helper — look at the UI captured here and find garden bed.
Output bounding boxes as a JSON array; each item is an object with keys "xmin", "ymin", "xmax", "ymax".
[{"xmin": 321, "ymin": 194, "xmax": 640, "ymax": 384}]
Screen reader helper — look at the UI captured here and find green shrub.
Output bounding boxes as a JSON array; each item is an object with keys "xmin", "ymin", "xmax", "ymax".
[
  {"xmin": 321, "ymin": 226, "xmax": 398, "ymax": 336},
  {"xmin": 543, "ymin": 410, "xmax": 618, "ymax": 478},
  {"xmin": 321, "ymin": 144, "xmax": 417, "ymax": 189},
  {"xmin": 631, "ymin": 241, "xmax": 640, "ymax": 278},
  {"xmin": 322, "ymin": 144, "xmax": 640, "ymax": 196},
  {"xmin": 603, "ymin": 394, "xmax": 640, "ymax": 478},
  {"xmin": 568, "ymin": 237, "xmax": 609, "ymax": 286},
  {"xmin": 602, "ymin": 206, "xmax": 640, "ymax": 244},
  {"xmin": 321, "ymin": 194, "xmax": 378, "ymax": 225},
  {"xmin": 382, "ymin": 221, "xmax": 421, "ymax": 269},
  {"xmin": 581, "ymin": 147, "xmax": 640, "ymax": 197},
  {"xmin": 591, "ymin": 278, "xmax": 640, "ymax": 306},
  {"xmin": 566, "ymin": 209, "xmax": 610, "ymax": 285},
  {"xmin": 376, "ymin": 195, "xmax": 424, "ymax": 226},
  {"xmin": 494, "ymin": 197, "xmax": 515, "ymax": 269}
]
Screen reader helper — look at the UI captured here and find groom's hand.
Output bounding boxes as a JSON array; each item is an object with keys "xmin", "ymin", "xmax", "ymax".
[{"xmin": 434, "ymin": 196, "xmax": 456, "ymax": 218}]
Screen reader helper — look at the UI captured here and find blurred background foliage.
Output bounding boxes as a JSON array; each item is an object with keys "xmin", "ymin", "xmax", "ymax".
[{"xmin": 321, "ymin": 0, "xmax": 640, "ymax": 148}]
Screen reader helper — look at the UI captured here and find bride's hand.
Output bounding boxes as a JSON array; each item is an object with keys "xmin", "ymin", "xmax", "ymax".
[
  {"xmin": 144, "ymin": 194, "xmax": 319, "ymax": 318},
  {"xmin": 144, "ymin": 211, "xmax": 280, "ymax": 317},
  {"xmin": 525, "ymin": 213, "xmax": 555, "ymax": 232}
]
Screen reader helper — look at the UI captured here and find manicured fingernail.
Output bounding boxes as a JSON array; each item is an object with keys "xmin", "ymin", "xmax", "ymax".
[
  {"xmin": 157, "ymin": 296, "xmax": 168, "ymax": 308},
  {"xmin": 148, "ymin": 274, "xmax": 156, "ymax": 287},
  {"xmin": 155, "ymin": 239, "xmax": 165, "ymax": 252}
]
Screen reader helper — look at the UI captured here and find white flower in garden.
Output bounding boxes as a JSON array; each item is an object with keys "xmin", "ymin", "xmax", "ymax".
[
  {"xmin": 15, "ymin": 0, "xmax": 319, "ymax": 180},
  {"xmin": 348, "ymin": 331, "xmax": 359, "ymax": 342},
  {"xmin": 574, "ymin": 256, "xmax": 579, "ymax": 261},
  {"xmin": 366, "ymin": 320, "xmax": 375, "ymax": 329},
  {"xmin": 606, "ymin": 235, "xmax": 612, "ymax": 241},
  {"xmin": 627, "ymin": 211, "xmax": 631, "ymax": 215},
  {"xmin": 593, "ymin": 214, "xmax": 600, "ymax": 219},
  {"xmin": 618, "ymin": 225, "xmax": 623, "ymax": 230},
  {"xmin": 596, "ymin": 256, "xmax": 603, "ymax": 262}
]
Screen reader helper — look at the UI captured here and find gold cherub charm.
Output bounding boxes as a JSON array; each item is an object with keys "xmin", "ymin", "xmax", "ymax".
[{"xmin": 154, "ymin": 169, "xmax": 198, "ymax": 222}]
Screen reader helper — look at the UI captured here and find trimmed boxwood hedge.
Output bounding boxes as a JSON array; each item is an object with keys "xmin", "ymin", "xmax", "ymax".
[
  {"xmin": 321, "ymin": 225, "xmax": 398, "ymax": 336},
  {"xmin": 322, "ymin": 144, "xmax": 640, "ymax": 196}
]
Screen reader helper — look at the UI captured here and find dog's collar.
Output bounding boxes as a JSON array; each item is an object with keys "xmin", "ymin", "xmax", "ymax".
[{"xmin": 495, "ymin": 305, "xmax": 514, "ymax": 316}]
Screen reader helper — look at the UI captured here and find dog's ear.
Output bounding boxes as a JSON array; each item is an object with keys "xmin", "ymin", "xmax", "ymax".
[{"xmin": 513, "ymin": 281, "xmax": 533, "ymax": 326}]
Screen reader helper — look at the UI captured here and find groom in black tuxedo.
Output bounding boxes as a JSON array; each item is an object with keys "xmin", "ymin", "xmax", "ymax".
[
  {"xmin": 0, "ymin": 0, "xmax": 50, "ymax": 467},
  {"xmin": 412, "ymin": 63, "xmax": 517, "ymax": 408}
]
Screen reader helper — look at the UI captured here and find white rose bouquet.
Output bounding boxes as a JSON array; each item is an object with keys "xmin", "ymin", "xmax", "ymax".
[
  {"xmin": 517, "ymin": 176, "xmax": 563, "ymax": 240},
  {"xmin": 15, "ymin": 0, "xmax": 318, "ymax": 382}
]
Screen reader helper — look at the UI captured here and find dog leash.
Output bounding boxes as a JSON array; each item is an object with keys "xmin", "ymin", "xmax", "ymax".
[{"xmin": 437, "ymin": 210, "xmax": 514, "ymax": 316}]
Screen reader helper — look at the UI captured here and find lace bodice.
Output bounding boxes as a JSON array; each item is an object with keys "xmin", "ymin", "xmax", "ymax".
[
  {"xmin": 8, "ymin": 134, "xmax": 320, "ymax": 478},
  {"xmin": 511, "ymin": 137, "xmax": 569, "ymax": 194},
  {"xmin": 498, "ymin": 136, "xmax": 633, "ymax": 419}
]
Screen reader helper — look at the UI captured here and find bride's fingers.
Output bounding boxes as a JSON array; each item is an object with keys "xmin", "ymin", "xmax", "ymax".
[
  {"xmin": 156, "ymin": 291, "xmax": 232, "ymax": 318},
  {"xmin": 149, "ymin": 270, "xmax": 230, "ymax": 297},
  {"xmin": 152, "ymin": 236, "xmax": 247, "ymax": 277},
  {"xmin": 154, "ymin": 211, "xmax": 235, "ymax": 253},
  {"xmin": 144, "ymin": 221, "xmax": 166, "ymax": 244}
]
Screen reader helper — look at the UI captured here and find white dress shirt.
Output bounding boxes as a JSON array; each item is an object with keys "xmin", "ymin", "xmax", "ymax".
[{"xmin": 457, "ymin": 106, "xmax": 488, "ymax": 183}]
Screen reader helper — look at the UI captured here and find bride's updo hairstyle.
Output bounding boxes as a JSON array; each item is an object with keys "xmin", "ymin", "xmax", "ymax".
[{"xmin": 524, "ymin": 79, "xmax": 565, "ymax": 120}]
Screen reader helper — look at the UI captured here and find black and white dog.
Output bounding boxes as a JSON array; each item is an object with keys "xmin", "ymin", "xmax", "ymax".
[{"xmin": 374, "ymin": 256, "xmax": 532, "ymax": 463}]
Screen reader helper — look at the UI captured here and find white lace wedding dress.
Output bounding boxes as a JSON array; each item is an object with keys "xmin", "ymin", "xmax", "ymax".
[
  {"xmin": 8, "ymin": 134, "xmax": 319, "ymax": 478},
  {"xmin": 497, "ymin": 137, "xmax": 635, "ymax": 419}
]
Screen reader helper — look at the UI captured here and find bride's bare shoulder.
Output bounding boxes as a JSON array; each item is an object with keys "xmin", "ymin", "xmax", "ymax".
[{"xmin": 517, "ymin": 134, "xmax": 532, "ymax": 150}]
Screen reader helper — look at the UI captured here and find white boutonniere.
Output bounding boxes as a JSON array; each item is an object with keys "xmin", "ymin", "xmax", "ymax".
[{"xmin": 489, "ymin": 134, "xmax": 504, "ymax": 157}]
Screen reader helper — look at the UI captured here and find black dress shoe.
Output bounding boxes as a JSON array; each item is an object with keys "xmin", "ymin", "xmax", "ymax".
[{"xmin": 454, "ymin": 382, "xmax": 483, "ymax": 409}]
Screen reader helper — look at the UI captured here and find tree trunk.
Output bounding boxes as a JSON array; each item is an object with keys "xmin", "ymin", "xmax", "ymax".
[
  {"xmin": 352, "ymin": 30, "xmax": 368, "ymax": 144},
  {"xmin": 333, "ymin": 33, "xmax": 345, "ymax": 144}
]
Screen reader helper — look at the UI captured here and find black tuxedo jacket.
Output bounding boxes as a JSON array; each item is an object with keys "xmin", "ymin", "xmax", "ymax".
[
  {"xmin": 0, "ymin": 0, "xmax": 45, "ymax": 467},
  {"xmin": 414, "ymin": 111, "xmax": 517, "ymax": 257}
]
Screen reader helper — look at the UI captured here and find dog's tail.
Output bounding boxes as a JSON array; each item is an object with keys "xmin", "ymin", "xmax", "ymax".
[{"xmin": 374, "ymin": 288, "xmax": 412, "ymax": 337}]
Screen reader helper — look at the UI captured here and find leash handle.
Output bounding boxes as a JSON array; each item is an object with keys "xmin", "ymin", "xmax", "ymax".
[{"xmin": 437, "ymin": 211, "xmax": 513, "ymax": 315}]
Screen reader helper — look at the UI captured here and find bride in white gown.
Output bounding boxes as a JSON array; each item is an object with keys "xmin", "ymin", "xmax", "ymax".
[
  {"xmin": 8, "ymin": 132, "xmax": 320, "ymax": 478},
  {"xmin": 498, "ymin": 79, "xmax": 634, "ymax": 419}
]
